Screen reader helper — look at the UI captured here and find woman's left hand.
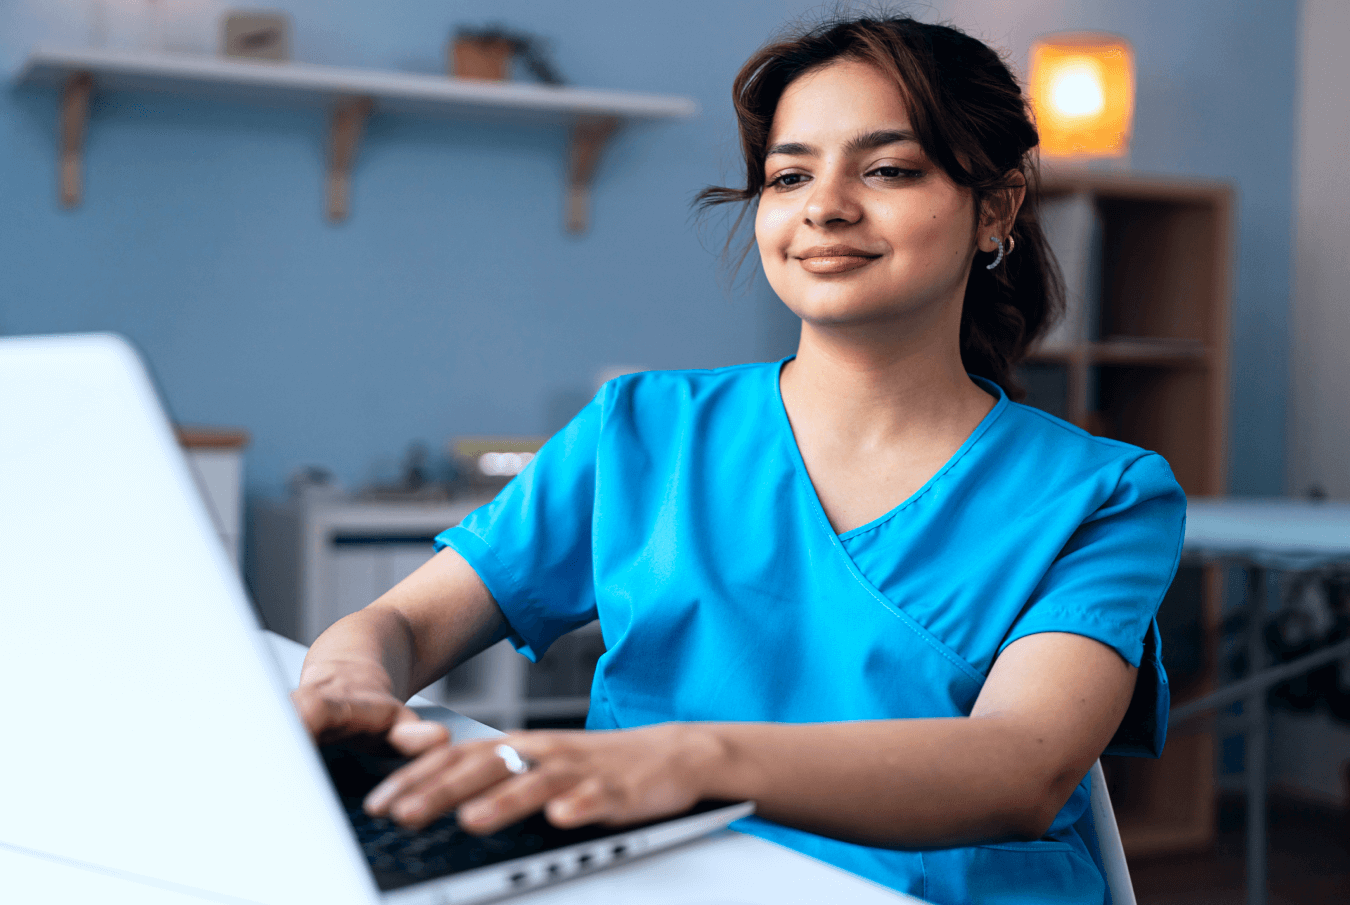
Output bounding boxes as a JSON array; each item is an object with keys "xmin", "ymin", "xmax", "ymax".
[{"xmin": 362, "ymin": 722, "xmax": 724, "ymax": 834}]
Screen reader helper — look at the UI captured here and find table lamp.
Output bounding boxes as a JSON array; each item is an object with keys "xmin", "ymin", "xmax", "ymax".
[{"xmin": 1029, "ymin": 33, "xmax": 1135, "ymax": 159}]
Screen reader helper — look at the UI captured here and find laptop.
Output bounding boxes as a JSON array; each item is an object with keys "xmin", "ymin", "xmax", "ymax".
[{"xmin": 0, "ymin": 333, "xmax": 752, "ymax": 905}]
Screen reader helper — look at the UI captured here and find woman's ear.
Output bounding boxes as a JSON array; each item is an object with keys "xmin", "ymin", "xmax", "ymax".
[{"xmin": 979, "ymin": 173, "xmax": 1027, "ymax": 239}]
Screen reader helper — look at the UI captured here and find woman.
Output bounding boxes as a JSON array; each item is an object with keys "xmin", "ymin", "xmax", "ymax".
[{"xmin": 293, "ymin": 15, "xmax": 1185, "ymax": 903}]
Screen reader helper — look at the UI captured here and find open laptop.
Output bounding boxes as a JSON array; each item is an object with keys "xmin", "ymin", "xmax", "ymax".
[{"xmin": 0, "ymin": 333, "xmax": 751, "ymax": 905}]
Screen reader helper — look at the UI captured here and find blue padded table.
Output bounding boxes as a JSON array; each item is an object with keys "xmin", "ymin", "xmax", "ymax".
[{"xmin": 1173, "ymin": 498, "xmax": 1350, "ymax": 905}]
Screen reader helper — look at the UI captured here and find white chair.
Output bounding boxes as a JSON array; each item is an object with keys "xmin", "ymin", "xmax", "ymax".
[{"xmin": 1077, "ymin": 760, "xmax": 1137, "ymax": 905}]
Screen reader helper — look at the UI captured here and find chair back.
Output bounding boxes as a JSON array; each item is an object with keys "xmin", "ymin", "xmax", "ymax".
[{"xmin": 1077, "ymin": 760, "xmax": 1137, "ymax": 905}]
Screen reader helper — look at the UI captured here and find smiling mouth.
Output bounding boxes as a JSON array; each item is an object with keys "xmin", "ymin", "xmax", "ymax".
[{"xmin": 795, "ymin": 246, "xmax": 881, "ymax": 275}]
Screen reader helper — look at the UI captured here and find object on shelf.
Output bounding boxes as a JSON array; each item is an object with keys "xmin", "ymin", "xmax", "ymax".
[
  {"xmin": 450, "ymin": 26, "xmax": 564, "ymax": 84},
  {"xmin": 288, "ymin": 465, "xmax": 343, "ymax": 501},
  {"xmin": 220, "ymin": 10, "xmax": 291, "ymax": 61},
  {"xmin": 358, "ymin": 442, "xmax": 452, "ymax": 502},
  {"xmin": 451, "ymin": 34, "xmax": 512, "ymax": 81},
  {"xmin": 449, "ymin": 437, "xmax": 546, "ymax": 494}
]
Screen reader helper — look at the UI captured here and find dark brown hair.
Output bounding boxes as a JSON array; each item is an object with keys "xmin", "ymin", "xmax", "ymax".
[{"xmin": 696, "ymin": 14, "xmax": 1063, "ymax": 400}]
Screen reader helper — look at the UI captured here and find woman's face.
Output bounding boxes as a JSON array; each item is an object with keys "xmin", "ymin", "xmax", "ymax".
[{"xmin": 755, "ymin": 59, "xmax": 993, "ymax": 332}]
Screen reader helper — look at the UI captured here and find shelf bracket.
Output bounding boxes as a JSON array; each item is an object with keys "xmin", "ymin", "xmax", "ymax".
[
  {"xmin": 565, "ymin": 115, "xmax": 620, "ymax": 234},
  {"xmin": 326, "ymin": 95, "xmax": 373, "ymax": 222},
  {"xmin": 59, "ymin": 71, "xmax": 93, "ymax": 209}
]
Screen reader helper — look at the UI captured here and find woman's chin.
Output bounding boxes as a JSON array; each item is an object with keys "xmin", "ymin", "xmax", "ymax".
[{"xmin": 785, "ymin": 298, "xmax": 920, "ymax": 332}]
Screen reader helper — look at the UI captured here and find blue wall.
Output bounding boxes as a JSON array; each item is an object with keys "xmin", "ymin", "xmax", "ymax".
[
  {"xmin": 1, "ymin": 0, "xmax": 808, "ymax": 497},
  {"xmin": 1, "ymin": 1, "xmax": 1296, "ymax": 500}
]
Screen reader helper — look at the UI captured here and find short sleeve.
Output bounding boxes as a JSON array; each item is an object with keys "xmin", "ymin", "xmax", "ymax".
[
  {"xmin": 434, "ymin": 392, "xmax": 604, "ymax": 661},
  {"xmin": 1000, "ymin": 452, "xmax": 1187, "ymax": 757}
]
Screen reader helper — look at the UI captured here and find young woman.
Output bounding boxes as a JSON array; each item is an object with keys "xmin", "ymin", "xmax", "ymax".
[{"xmin": 293, "ymin": 15, "xmax": 1185, "ymax": 903}]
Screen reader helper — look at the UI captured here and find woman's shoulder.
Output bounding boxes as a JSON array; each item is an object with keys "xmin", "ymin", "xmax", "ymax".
[
  {"xmin": 977, "ymin": 396, "xmax": 1185, "ymax": 507},
  {"xmin": 600, "ymin": 360, "xmax": 779, "ymax": 407}
]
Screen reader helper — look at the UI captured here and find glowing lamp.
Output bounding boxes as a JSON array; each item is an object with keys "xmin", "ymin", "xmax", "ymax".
[{"xmin": 1029, "ymin": 33, "xmax": 1135, "ymax": 158}]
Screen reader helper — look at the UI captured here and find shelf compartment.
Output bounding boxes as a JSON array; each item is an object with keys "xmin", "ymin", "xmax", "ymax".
[
  {"xmin": 1097, "ymin": 196, "xmax": 1227, "ymax": 344},
  {"xmin": 1093, "ymin": 365, "xmax": 1223, "ymax": 496}
]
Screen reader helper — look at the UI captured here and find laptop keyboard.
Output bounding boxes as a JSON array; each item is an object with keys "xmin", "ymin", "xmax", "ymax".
[
  {"xmin": 322, "ymin": 739, "xmax": 630, "ymax": 892},
  {"xmin": 320, "ymin": 738, "xmax": 731, "ymax": 894},
  {"xmin": 341, "ymin": 797, "xmax": 549, "ymax": 891}
]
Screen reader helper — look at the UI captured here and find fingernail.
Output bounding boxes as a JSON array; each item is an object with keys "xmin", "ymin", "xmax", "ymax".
[
  {"xmin": 396, "ymin": 722, "xmax": 444, "ymax": 741},
  {"xmin": 460, "ymin": 801, "xmax": 494, "ymax": 825},
  {"xmin": 393, "ymin": 796, "xmax": 425, "ymax": 821},
  {"xmin": 365, "ymin": 781, "xmax": 398, "ymax": 813}
]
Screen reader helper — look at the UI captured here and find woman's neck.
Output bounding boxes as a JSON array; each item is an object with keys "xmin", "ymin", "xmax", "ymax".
[{"xmin": 781, "ymin": 316, "xmax": 995, "ymax": 455}]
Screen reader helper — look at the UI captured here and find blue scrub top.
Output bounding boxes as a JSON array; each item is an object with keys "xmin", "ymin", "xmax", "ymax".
[{"xmin": 436, "ymin": 360, "xmax": 1186, "ymax": 905}]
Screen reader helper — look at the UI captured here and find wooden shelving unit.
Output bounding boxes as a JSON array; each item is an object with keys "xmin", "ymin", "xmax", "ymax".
[
  {"xmin": 1023, "ymin": 171, "xmax": 1233, "ymax": 856},
  {"xmin": 16, "ymin": 46, "xmax": 698, "ymax": 228}
]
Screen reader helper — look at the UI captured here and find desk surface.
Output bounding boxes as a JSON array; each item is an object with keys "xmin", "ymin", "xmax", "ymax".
[
  {"xmin": 1183, "ymin": 497, "xmax": 1350, "ymax": 570},
  {"xmin": 265, "ymin": 632, "xmax": 918, "ymax": 905}
]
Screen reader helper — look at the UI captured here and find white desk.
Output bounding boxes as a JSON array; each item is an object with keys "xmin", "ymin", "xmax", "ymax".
[
  {"xmin": 265, "ymin": 632, "xmax": 921, "ymax": 905},
  {"xmin": 1175, "ymin": 498, "xmax": 1350, "ymax": 905}
]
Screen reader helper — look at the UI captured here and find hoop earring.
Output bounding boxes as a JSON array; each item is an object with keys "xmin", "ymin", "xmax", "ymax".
[
  {"xmin": 984, "ymin": 235, "xmax": 1015, "ymax": 270},
  {"xmin": 985, "ymin": 236, "xmax": 1005, "ymax": 270}
]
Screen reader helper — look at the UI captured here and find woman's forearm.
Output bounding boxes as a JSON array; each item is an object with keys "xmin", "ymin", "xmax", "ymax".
[
  {"xmin": 693, "ymin": 716, "xmax": 1076, "ymax": 849},
  {"xmin": 299, "ymin": 604, "xmax": 420, "ymax": 699},
  {"xmin": 299, "ymin": 547, "xmax": 507, "ymax": 702},
  {"xmin": 688, "ymin": 633, "xmax": 1134, "ymax": 849}
]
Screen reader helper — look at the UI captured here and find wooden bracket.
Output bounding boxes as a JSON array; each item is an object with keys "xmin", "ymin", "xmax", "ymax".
[
  {"xmin": 565, "ymin": 115, "xmax": 620, "ymax": 233},
  {"xmin": 326, "ymin": 96, "xmax": 373, "ymax": 222},
  {"xmin": 59, "ymin": 72, "xmax": 93, "ymax": 208}
]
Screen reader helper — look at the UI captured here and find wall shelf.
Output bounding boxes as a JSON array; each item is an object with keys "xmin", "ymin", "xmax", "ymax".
[
  {"xmin": 1020, "ymin": 172, "xmax": 1234, "ymax": 857},
  {"xmin": 17, "ymin": 46, "xmax": 699, "ymax": 228}
]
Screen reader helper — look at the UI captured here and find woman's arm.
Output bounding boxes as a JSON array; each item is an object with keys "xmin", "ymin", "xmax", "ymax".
[
  {"xmin": 366, "ymin": 630, "xmax": 1136, "ymax": 849},
  {"xmin": 291, "ymin": 547, "xmax": 507, "ymax": 742},
  {"xmin": 698, "ymin": 631, "xmax": 1136, "ymax": 847}
]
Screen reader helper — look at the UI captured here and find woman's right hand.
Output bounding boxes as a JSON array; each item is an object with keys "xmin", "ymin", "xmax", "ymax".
[
  {"xmin": 287, "ymin": 548, "xmax": 505, "ymax": 747},
  {"xmin": 290, "ymin": 656, "xmax": 429, "ymax": 744}
]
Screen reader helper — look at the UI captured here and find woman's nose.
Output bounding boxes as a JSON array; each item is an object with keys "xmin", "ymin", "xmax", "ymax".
[{"xmin": 803, "ymin": 171, "xmax": 862, "ymax": 226}]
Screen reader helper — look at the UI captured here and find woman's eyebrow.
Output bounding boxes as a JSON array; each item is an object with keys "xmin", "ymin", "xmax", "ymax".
[
  {"xmin": 844, "ymin": 129, "xmax": 919, "ymax": 154},
  {"xmin": 766, "ymin": 129, "xmax": 919, "ymax": 159},
  {"xmin": 766, "ymin": 141, "xmax": 814, "ymax": 158}
]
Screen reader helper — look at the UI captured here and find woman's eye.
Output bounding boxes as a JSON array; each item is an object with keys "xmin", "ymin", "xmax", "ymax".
[
  {"xmin": 870, "ymin": 166, "xmax": 921, "ymax": 179},
  {"xmin": 768, "ymin": 172, "xmax": 808, "ymax": 189}
]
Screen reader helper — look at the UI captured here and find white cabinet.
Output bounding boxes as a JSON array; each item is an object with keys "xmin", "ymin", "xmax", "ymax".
[
  {"xmin": 177, "ymin": 428, "xmax": 248, "ymax": 570},
  {"xmin": 251, "ymin": 496, "xmax": 599, "ymax": 730}
]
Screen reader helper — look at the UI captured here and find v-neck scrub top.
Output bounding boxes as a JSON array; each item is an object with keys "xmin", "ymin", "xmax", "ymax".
[{"xmin": 435, "ymin": 360, "xmax": 1186, "ymax": 905}]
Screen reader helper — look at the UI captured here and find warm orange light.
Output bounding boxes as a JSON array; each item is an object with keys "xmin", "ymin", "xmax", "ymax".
[{"xmin": 1029, "ymin": 33, "xmax": 1135, "ymax": 158}]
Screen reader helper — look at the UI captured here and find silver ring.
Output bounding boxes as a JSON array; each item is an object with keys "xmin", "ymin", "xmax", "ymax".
[{"xmin": 495, "ymin": 743, "xmax": 535, "ymax": 775}]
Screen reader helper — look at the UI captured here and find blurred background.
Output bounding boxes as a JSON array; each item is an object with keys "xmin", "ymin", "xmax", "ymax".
[{"xmin": 2, "ymin": 2, "xmax": 1346, "ymax": 902}]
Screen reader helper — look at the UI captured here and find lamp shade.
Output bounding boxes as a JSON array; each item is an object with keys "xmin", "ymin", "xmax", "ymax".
[{"xmin": 1029, "ymin": 33, "xmax": 1135, "ymax": 157}]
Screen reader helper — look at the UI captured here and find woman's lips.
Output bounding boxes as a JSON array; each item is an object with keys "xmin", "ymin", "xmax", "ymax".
[{"xmin": 795, "ymin": 246, "xmax": 881, "ymax": 274}]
